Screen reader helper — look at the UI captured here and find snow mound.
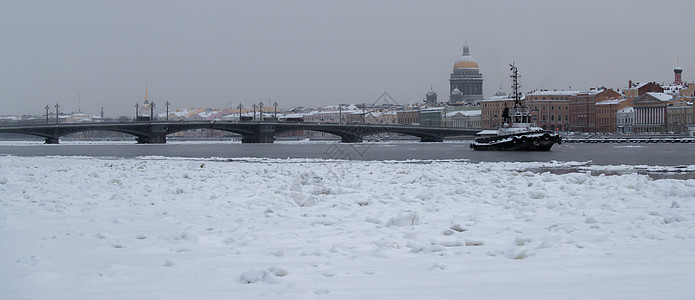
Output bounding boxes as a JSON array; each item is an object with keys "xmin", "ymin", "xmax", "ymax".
[
  {"xmin": 240, "ymin": 267, "xmax": 288, "ymax": 284},
  {"xmin": 386, "ymin": 212, "xmax": 420, "ymax": 227}
]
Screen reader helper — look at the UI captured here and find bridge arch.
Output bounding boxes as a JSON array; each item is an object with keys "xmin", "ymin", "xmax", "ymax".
[
  {"xmin": 0, "ymin": 125, "xmax": 151, "ymax": 144},
  {"xmin": 274, "ymin": 123, "xmax": 450, "ymax": 143}
]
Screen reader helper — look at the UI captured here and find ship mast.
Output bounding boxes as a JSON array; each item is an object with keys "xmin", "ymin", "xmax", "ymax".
[
  {"xmin": 510, "ymin": 62, "xmax": 522, "ymax": 108},
  {"xmin": 509, "ymin": 62, "xmax": 529, "ymax": 124}
]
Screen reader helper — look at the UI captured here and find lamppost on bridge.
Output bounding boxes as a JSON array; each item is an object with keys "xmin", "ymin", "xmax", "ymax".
[
  {"xmin": 273, "ymin": 101, "xmax": 278, "ymax": 120},
  {"xmin": 165, "ymin": 101, "xmax": 170, "ymax": 121},
  {"xmin": 252, "ymin": 103, "xmax": 257, "ymax": 121},
  {"xmin": 259, "ymin": 101, "xmax": 264, "ymax": 121},
  {"xmin": 54, "ymin": 103, "xmax": 60, "ymax": 124},
  {"xmin": 339, "ymin": 105, "xmax": 342, "ymax": 125},
  {"xmin": 45, "ymin": 105, "xmax": 50, "ymax": 124},
  {"xmin": 237, "ymin": 103, "xmax": 243, "ymax": 122},
  {"xmin": 135, "ymin": 103, "xmax": 139, "ymax": 120},
  {"xmin": 150, "ymin": 101, "xmax": 155, "ymax": 120},
  {"xmin": 362, "ymin": 106, "xmax": 366, "ymax": 124}
]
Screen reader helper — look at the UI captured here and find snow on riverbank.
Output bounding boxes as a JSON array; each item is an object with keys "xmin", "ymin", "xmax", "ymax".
[{"xmin": 1, "ymin": 156, "xmax": 694, "ymax": 299}]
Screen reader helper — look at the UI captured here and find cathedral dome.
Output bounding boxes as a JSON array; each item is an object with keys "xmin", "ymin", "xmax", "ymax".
[
  {"xmin": 454, "ymin": 44, "xmax": 479, "ymax": 69},
  {"xmin": 454, "ymin": 58, "xmax": 479, "ymax": 69}
]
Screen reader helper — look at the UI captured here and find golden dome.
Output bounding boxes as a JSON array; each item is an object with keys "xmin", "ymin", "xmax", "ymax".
[
  {"xmin": 454, "ymin": 58, "xmax": 479, "ymax": 69},
  {"xmin": 453, "ymin": 43, "xmax": 479, "ymax": 69}
]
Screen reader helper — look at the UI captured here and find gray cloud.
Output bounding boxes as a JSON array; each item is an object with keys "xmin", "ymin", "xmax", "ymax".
[{"xmin": 1, "ymin": 0, "xmax": 693, "ymax": 117}]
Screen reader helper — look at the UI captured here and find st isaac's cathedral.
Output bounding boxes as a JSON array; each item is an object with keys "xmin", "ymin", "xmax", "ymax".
[{"xmin": 449, "ymin": 44, "xmax": 484, "ymax": 104}]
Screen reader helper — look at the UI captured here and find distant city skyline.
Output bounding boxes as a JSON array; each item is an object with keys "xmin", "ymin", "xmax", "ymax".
[{"xmin": 1, "ymin": 0, "xmax": 694, "ymax": 117}]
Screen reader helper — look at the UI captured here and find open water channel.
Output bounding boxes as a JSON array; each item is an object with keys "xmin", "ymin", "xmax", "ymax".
[{"xmin": 1, "ymin": 139, "xmax": 695, "ymax": 179}]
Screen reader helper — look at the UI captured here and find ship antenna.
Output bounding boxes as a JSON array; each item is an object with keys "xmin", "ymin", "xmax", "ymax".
[{"xmin": 510, "ymin": 62, "xmax": 522, "ymax": 108}]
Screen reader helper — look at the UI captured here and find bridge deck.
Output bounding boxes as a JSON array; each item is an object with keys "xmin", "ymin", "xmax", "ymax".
[{"xmin": 0, "ymin": 121, "xmax": 482, "ymax": 144}]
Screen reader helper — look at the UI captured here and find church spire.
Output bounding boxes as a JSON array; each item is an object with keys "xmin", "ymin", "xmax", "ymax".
[{"xmin": 145, "ymin": 81, "xmax": 149, "ymax": 104}]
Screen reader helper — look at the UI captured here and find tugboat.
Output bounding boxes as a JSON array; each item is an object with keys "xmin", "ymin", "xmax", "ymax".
[{"xmin": 470, "ymin": 63, "xmax": 562, "ymax": 151}]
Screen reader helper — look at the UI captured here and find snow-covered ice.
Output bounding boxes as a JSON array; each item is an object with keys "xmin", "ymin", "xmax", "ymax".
[{"xmin": 1, "ymin": 155, "xmax": 694, "ymax": 299}]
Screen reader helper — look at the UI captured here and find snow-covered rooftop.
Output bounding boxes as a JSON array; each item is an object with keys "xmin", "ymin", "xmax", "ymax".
[
  {"xmin": 646, "ymin": 92, "xmax": 674, "ymax": 101},
  {"xmin": 421, "ymin": 107, "xmax": 445, "ymax": 112},
  {"xmin": 446, "ymin": 110, "xmax": 481, "ymax": 117},
  {"xmin": 596, "ymin": 98, "xmax": 627, "ymax": 105},
  {"xmin": 662, "ymin": 84, "xmax": 686, "ymax": 95},
  {"xmin": 481, "ymin": 96, "xmax": 515, "ymax": 102},
  {"xmin": 527, "ymin": 90, "xmax": 580, "ymax": 96}
]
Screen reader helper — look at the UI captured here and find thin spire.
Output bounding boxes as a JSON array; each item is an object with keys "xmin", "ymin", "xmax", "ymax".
[{"xmin": 145, "ymin": 81, "xmax": 148, "ymax": 101}]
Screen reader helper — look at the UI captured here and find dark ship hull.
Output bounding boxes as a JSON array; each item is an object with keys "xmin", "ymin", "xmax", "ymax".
[{"xmin": 470, "ymin": 131, "xmax": 562, "ymax": 151}]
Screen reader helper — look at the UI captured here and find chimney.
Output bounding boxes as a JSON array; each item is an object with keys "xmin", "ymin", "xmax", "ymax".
[{"xmin": 628, "ymin": 80, "xmax": 632, "ymax": 88}]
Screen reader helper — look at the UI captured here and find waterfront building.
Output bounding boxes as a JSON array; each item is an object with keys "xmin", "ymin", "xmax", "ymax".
[
  {"xmin": 616, "ymin": 106, "xmax": 635, "ymax": 134},
  {"xmin": 666, "ymin": 100, "xmax": 693, "ymax": 133},
  {"xmin": 449, "ymin": 44, "xmax": 484, "ymax": 104},
  {"xmin": 66, "ymin": 112, "xmax": 102, "ymax": 123},
  {"xmin": 364, "ymin": 111, "xmax": 397, "ymax": 125},
  {"xmin": 624, "ymin": 81, "xmax": 664, "ymax": 103},
  {"xmin": 568, "ymin": 88, "xmax": 621, "ymax": 132},
  {"xmin": 595, "ymin": 98, "xmax": 630, "ymax": 133},
  {"xmin": 480, "ymin": 95, "xmax": 515, "ymax": 129},
  {"xmin": 632, "ymin": 92, "xmax": 673, "ymax": 133},
  {"xmin": 444, "ymin": 110, "xmax": 481, "ymax": 128},
  {"xmin": 526, "ymin": 91, "xmax": 577, "ymax": 131},
  {"xmin": 419, "ymin": 107, "xmax": 445, "ymax": 127},
  {"xmin": 677, "ymin": 84, "xmax": 695, "ymax": 102},
  {"xmin": 299, "ymin": 105, "xmax": 362, "ymax": 139},
  {"xmin": 397, "ymin": 109, "xmax": 420, "ymax": 125},
  {"xmin": 301, "ymin": 105, "xmax": 362, "ymax": 124}
]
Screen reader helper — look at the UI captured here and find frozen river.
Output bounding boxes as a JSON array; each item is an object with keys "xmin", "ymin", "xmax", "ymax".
[{"xmin": 1, "ymin": 140, "xmax": 695, "ymax": 166}]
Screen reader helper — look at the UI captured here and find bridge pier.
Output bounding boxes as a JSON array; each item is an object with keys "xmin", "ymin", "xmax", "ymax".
[
  {"xmin": 136, "ymin": 133, "xmax": 167, "ymax": 144},
  {"xmin": 137, "ymin": 124, "xmax": 168, "ymax": 144},
  {"xmin": 241, "ymin": 124, "xmax": 276, "ymax": 143},
  {"xmin": 340, "ymin": 134, "xmax": 363, "ymax": 143},
  {"xmin": 420, "ymin": 136, "xmax": 444, "ymax": 142},
  {"xmin": 44, "ymin": 137, "xmax": 59, "ymax": 144}
]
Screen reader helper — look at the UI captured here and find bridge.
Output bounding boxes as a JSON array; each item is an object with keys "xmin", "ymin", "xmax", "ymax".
[{"xmin": 0, "ymin": 121, "xmax": 481, "ymax": 144}]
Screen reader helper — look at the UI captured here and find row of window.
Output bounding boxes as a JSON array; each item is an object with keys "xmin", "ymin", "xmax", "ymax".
[
  {"xmin": 533, "ymin": 114, "xmax": 569, "ymax": 122},
  {"xmin": 534, "ymin": 105, "xmax": 569, "ymax": 111}
]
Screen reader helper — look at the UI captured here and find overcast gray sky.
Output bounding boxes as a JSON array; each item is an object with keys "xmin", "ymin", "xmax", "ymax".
[{"xmin": 1, "ymin": 0, "xmax": 694, "ymax": 117}]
